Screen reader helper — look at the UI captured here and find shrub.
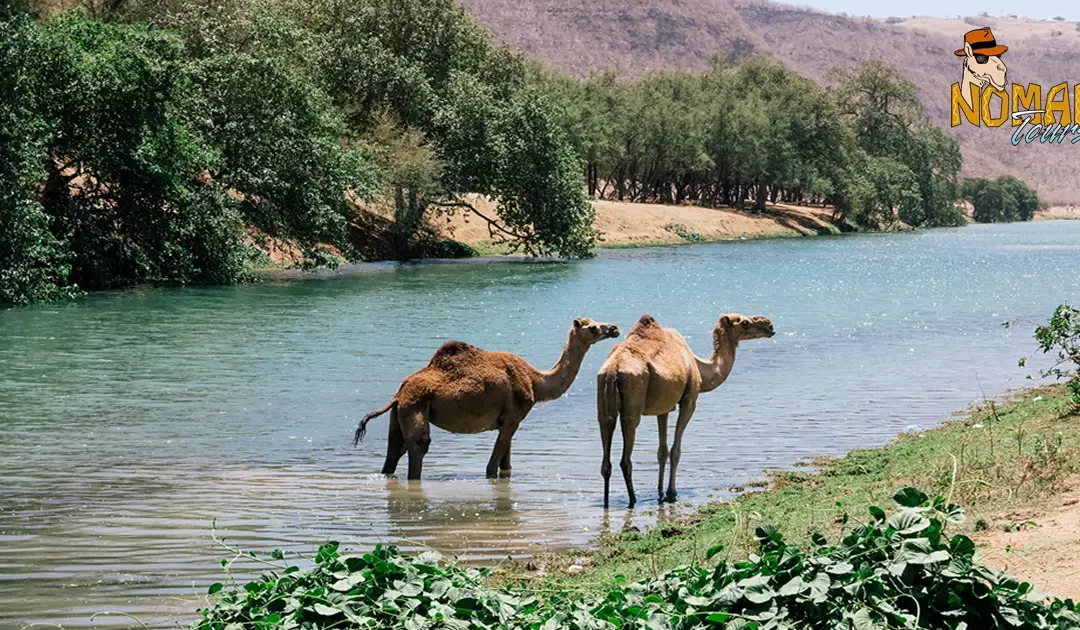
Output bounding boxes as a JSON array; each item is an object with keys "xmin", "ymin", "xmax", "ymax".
[
  {"xmin": 665, "ymin": 223, "xmax": 706, "ymax": 242},
  {"xmin": 193, "ymin": 489, "xmax": 1080, "ymax": 629},
  {"xmin": 1021, "ymin": 304, "xmax": 1080, "ymax": 409}
]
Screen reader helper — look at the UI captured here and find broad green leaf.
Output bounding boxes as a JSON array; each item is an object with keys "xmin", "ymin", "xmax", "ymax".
[
  {"xmin": 778, "ymin": 576, "xmax": 804, "ymax": 596},
  {"xmin": 805, "ymin": 572, "xmax": 830, "ymax": 601},
  {"xmin": 850, "ymin": 607, "xmax": 876, "ymax": 630},
  {"xmin": 887, "ymin": 509, "xmax": 930, "ymax": 536},
  {"xmin": 893, "ymin": 487, "xmax": 929, "ymax": 508}
]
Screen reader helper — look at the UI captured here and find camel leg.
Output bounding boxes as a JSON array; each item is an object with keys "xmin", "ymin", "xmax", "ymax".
[
  {"xmin": 399, "ymin": 406, "xmax": 431, "ymax": 481},
  {"xmin": 619, "ymin": 409, "xmax": 640, "ymax": 508},
  {"xmin": 599, "ymin": 415, "xmax": 616, "ymax": 508},
  {"xmin": 486, "ymin": 424, "xmax": 516, "ymax": 479},
  {"xmin": 381, "ymin": 412, "xmax": 406, "ymax": 475},
  {"xmin": 498, "ymin": 443, "xmax": 512, "ymax": 477},
  {"xmin": 665, "ymin": 395, "xmax": 696, "ymax": 503},
  {"xmin": 598, "ymin": 376, "xmax": 619, "ymax": 509},
  {"xmin": 656, "ymin": 413, "xmax": 669, "ymax": 501}
]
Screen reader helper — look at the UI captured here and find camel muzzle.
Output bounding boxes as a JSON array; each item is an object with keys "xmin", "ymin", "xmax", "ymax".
[{"xmin": 605, "ymin": 327, "xmax": 621, "ymax": 339}]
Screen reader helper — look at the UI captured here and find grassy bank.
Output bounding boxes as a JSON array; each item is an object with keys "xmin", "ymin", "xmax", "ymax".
[{"xmin": 511, "ymin": 385, "xmax": 1080, "ymax": 598}]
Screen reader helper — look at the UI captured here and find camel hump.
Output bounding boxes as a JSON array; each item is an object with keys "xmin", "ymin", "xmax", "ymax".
[
  {"xmin": 628, "ymin": 314, "xmax": 661, "ymax": 337},
  {"xmin": 429, "ymin": 340, "xmax": 480, "ymax": 368}
]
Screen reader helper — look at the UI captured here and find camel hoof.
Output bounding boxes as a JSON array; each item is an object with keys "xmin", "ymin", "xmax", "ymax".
[
  {"xmin": 664, "ymin": 490, "xmax": 678, "ymax": 503},
  {"xmin": 499, "ymin": 469, "xmax": 512, "ymax": 478}
]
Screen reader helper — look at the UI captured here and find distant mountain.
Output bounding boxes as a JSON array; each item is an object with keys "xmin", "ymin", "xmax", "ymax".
[{"xmin": 458, "ymin": 0, "xmax": 1080, "ymax": 205}]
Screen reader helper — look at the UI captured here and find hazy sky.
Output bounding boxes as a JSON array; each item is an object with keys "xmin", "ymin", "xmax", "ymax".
[{"xmin": 796, "ymin": 0, "xmax": 1079, "ymax": 21}]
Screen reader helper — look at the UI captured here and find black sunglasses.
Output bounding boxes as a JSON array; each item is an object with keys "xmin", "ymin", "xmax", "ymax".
[{"xmin": 974, "ymin": 53, "xmax": 989, "ymax": 64}]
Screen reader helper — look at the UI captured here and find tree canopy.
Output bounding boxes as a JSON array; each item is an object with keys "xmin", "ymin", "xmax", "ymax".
[
  {"xmin": 0, "ymin": 0, "xmax": 1043, "ymax": 305},
  {"xmin": 539, "ymin": 58, "xmax": 967, "ymax": 229},
  {"xmin": 0, "ymin": 0, "xmax": 594, "ymax": 304},
  {"xmin": 963, "ymin": 176, "xmax": 1041, "ymax": 223}
]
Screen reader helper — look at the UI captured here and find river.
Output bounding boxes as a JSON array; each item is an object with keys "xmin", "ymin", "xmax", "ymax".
[{"xmin": 2, "ymin": 221, "xmax": 1079, "ymax": 627}]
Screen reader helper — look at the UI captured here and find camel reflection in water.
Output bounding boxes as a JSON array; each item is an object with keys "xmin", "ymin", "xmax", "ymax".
[{"xmin": 380, "ymin": 479, "xmax": 537, "ymax": 561}]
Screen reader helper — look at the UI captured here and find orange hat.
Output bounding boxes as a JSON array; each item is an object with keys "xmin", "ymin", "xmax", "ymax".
[{"xmin": 954, "ymin": 27, "xmax": 1008, "ymax": 56}]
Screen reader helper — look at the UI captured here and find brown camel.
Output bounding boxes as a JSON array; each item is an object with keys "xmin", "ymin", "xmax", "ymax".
[
  {"xmin": 596, "ymin": 313, "xmax": 774, "ymax": 508},
  {"xmin": 355, "ymin": 318, "xmax": 620, "ymax": 481}
]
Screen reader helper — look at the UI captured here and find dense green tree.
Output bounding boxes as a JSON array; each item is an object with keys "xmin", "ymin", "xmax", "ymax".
[
  {"xmin": 828, "ymin": 62, "xmax": 965, "ymax": 228},
  {"xmin": 36, "ymin": 15, "xmax": 251, "ymax": 290},
  {"xmin": 187, "ymin": 51, "xmax": 379, "ymax": 248},
  {"xmin": 0, "ymin": 14, "xmax": 74, "ymax": 304},
  {"xmin": 997, "ymin": 175, "xmax": 1040, "ymax": 221},
  {"xmin": 964, "ymin": 176, "xmax": 1040, "ymax": 223}
]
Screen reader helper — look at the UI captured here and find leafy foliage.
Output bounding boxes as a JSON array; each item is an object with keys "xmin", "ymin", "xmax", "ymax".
[
  {"xmin": 539, "ymin": 59, "xmax": 968, "ymax": 230},
  {"xmin": 264, "ymin": 0, "xmax": 593, "ymax": 258},
  {"xmin": 963, "ymin": 176, "xmax": 1041, "ymax": 223},
  {"xmin": 194, "ymin": 490, "xmax": 1080, "ymax": 629},
  {"xmin": 1017, "ymin": 304, "xmax": 1080, "ymax": 409},
  {"xmin": 1, "ymin": 0, "xmax": 599, "ymax": 305},
  {"xmin": 38, "ymin": 15, "xmax": 252, "ymax": 290},
  {"xmin": 0, "ymin": 14, "xmax": 76, "ymax": 304},
  {"xmin": 0, "ymin": 10, "xmax": 378, "ymax": 301}
]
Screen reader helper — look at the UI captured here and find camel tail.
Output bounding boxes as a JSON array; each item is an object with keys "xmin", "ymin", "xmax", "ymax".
[{"xmin": 354, "ymin": 400, "xmax": 396, "ymax": 446}]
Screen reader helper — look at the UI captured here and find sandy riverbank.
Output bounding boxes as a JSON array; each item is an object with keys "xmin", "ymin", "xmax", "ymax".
[
  {"xmin": 1036, "ymin": 206, "xmax": 1080, "ymax": 221},
  {"xmin": 441, "ymin": 196, "xmax": 842, "ymax": 252}
]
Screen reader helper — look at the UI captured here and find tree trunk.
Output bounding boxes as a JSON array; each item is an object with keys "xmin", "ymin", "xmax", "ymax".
[{"xmin": 755, "ymin": 181, "xmax": 767, "ymax": 213}]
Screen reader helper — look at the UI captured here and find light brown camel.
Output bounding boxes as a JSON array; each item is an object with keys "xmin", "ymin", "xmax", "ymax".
[
  {"xmin": 596, "ymin": 313, "xmax": 774, "ymax": 508},
  {"xmin": 355, "ymin": 318, "xmax": 620, "ymax": 481}
]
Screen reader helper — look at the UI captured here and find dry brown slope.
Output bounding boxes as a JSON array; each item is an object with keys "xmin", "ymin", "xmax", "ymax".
[{"xmin": 458, "ymin": 0, "xmax": 1080, "ymax": 204}]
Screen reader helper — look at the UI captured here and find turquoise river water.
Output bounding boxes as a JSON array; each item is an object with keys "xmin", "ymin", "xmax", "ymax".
[{"xmin": 2, "ymin": 221, "xmax": 1079, "ymax": 627}]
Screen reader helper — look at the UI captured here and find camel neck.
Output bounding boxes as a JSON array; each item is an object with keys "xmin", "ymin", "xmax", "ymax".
[
  {"xmin": 696, "ymin": 327, "xmax": 737, "ymax": 393},
  {"xmin": 533, "ymin": 334, "xmax": 588, "ymax": 402}
]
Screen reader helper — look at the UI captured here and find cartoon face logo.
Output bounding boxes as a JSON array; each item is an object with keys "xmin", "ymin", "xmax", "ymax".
[{"xmin": 955, "ymin": 27, "xmax": 1008, "ymax": 108}]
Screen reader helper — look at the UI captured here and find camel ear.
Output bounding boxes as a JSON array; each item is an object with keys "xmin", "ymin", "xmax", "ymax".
[
  {"xmin": 964, "ymin": 42, "xmax": 973, "ymax": 58},
  {"xmin": 718, "ymin": 315, "xmax": 731, "ymax": 327},
  {"xmin": 573, "ymin": 318, "xmax": 585, "ymax": 329}
]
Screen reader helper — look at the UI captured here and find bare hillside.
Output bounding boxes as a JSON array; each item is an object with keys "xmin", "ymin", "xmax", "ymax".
[{"xmin": 459, "ymin": 0, "xmax": 1080, "ymax": 204}]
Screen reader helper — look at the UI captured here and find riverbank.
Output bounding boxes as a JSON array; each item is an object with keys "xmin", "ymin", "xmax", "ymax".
[
  {"xmin": 441, "ymin": 197, "xmax": 846, "ymax": 254},
  {"xmin": 1036, "ymin": 206, "xmax": 1080, "ymax": 221},
  {"xmin": 503, "ymin": 384, "xmax": 1080, "ymax": 601},
  {"xmin": 188, "ymin": 385, "xmax": 1080, "ymax": 629},
  {"xmin": 251, "ymin": 199, "xmax": 1075, "ymax": 274}
]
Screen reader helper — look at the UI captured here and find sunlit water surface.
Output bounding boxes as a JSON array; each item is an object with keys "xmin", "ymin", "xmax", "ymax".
[{"xmin": 2, "ymin": 221, "xmax": 1080, "ymax": 627}]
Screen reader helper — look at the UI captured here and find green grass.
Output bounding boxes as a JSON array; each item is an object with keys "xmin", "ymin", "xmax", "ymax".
[{"xmin": 509, "ymin": 386, "xmax": 1079, "ymax": 590}]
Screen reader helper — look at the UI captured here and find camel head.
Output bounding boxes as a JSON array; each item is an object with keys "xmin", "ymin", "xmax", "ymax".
[
  {"xmin": 963, "ymin": 42, "xmax": 1007, "ymax": 91},
  {"xmin": 572, "ymin": 317, "xmax": 621, "ymax": 345},
  {"xmin": 715, "ymin": 313, "xmax": 775, "ymax": 344}
]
